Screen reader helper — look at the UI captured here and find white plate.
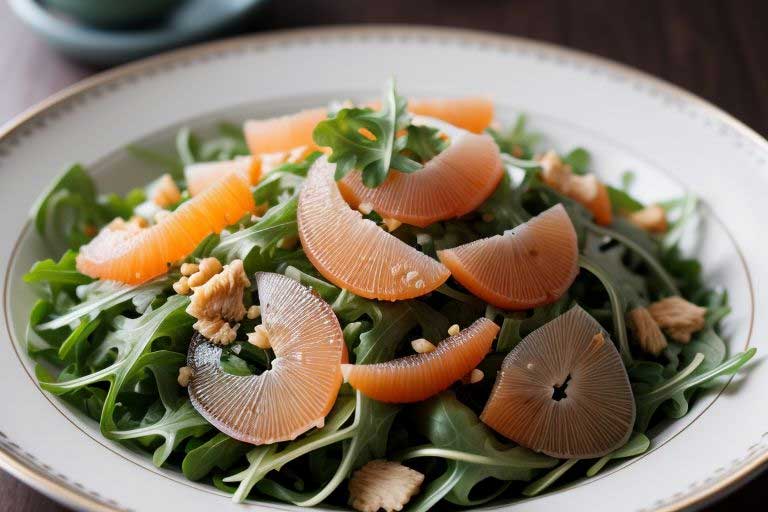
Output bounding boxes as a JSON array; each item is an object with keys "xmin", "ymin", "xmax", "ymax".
[{"xmin": 1, "ymin": 26, "xmax": 766, "ymax": 512}]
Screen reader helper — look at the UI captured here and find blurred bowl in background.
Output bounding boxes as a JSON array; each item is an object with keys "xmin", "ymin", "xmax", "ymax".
[
  {"xmin": 10, "ymin": 0, "xmax": 266, "ymax": 66},
  {"xmin": 44, "ymin": 0, "xmax": 182, "ymax": 29}
]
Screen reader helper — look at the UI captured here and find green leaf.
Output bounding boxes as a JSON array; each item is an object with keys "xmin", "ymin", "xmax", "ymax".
[
  {"xmin": 634, "ymin": 348, "xmax": 756, "ymax": 431},
  {"xmin": 182, "ymin": 433, "xmax": 250, "ymax": 481},
  {"xmin": 563, "ymin": 147, "xmax": 590, "ymax": 175},
  {"xmin": 313, "ymin": 78, "xmax": 420, "ymax": 187},
  {"xmin": 607, "ymin": 185, "xmax": 644, "ymax": 213},
  {"xmin": 39, "ymin": 295, "xmax": 193, "ymax": 435},
  {"xmin": 24, "ymin": 251, "xmax": 93, "ymax": 300},
  {"xmin": 404, "ymin": 125, "xmax": 448, "ymax": 161},
  {"xmin": 37, "ymin": 276, "xmax": 170, "ymax": 330},
  {"xmin": 176, "ymin": 126, "xmax": 201, "ymax": 166},
  {"xmin": 522, "ymin": 458, "xmax": 579, "ymax": 497},
  {"xmin": 403, "ymin": 393, "xmax": 556, "ymax": 507},
  {"xmin": 212, "ymin": 197, "xmax": 299, "ymax": 273},
  {"xmin": 486, "ymin": 114, "xmax": 541, "ymax": 158},
  {"xmin": 586, "ymin": 432, "xmax": 650, "ymax": 476}
]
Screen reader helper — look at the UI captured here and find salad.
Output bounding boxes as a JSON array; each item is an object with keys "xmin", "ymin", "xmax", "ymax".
[{"xmin": 25, "ymin": 80, "xmax": 755, "ymax": 511}]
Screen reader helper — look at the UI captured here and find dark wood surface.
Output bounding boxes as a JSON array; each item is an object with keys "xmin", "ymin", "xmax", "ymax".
[{"xmin": 1, "ymin": 0, "xmax": 765, "ymax": 510}]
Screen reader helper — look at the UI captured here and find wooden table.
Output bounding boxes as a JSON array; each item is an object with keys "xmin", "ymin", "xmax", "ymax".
[{"xmin": 1, "ymin": 0, "xmax": 765, "ymax": 510}]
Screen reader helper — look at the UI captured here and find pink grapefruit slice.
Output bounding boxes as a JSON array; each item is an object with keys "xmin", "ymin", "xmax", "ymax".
[
  {"xmin": 297, "ymin": 156, "xmax": 450, "ymax": 301},
  {"xmin": 437, "ymin": 204, "xmax": 579, "ymax": 310},
  {"xmin": 187, "ymin": 272, "xmax": 345, "ymax": 445},
  {"xmin": 341, "ymin": 317, "xmax": 499, "ymax": 403},
  {"xmin": 337, "ymin": 124, "xmax": 503, "ymax": 228}
]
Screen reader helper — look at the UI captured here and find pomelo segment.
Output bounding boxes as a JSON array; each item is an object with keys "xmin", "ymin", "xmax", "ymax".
[
  {"xmin": 244, "ymin": 108, "xmax": 327, "ymax": 155},
  {"xmin": 77, "ymin": 173, "xmax": 254, "ymax": 284},
  {"xmin": 184, "ymin": 146, "xmax": 313, "ymax": 196},
  {"xmin": 342, "ymin": 318, "xmax": 499, "ymax": 403},
  {"xmin": 185, "ymin": 156, "xmax": 258, "ymax": 196},
  {"xmin": 337, "ymin": 128, "xmax": 503, "ymax": 228},
  {"xmin": 437, "ymin": 204, "xmax": 578, "ymax": 310},
  {"xmin": 368, "ymin": 97, "xmax": 494, "ymax": 134},
  {"xmin": 187, "ymin": 272, "xmax": 345, "ymax": 445},
  {"xmin": 480, "ymin": 306, "xmax": 635, "ymax": 458},
  {"xmin": 297, "ymin": 156, "xmax": 450, "ymax": 301}
]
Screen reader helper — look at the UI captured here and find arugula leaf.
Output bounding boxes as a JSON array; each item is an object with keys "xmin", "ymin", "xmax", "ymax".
[
  {"xmin": 586, "ymin": 432, "xmax": 650, "ymax": 477},
  {"xmin": 563, "ymin": 147, "xmax": 590, "ymax": 175},
  {"xmin": 313, "ymin": 79, "xmax": 420, "ymax": 187},
  {"xmin": 634, "ymin": 348, "xmax": 755, "ymax": 431},
  {"xmin": 404, "ymin": 125, "xmax": 448, "ymax": 162},
  {"xmin": 36, "ymin": 276, "xmax": 170, "ymax": 330},
  {"xmin": 522, "ymin": 458, "xmax": 579, "ymax": 497},
  {"xmin": 404, "ymin": 393, "xmax": 556, "ymax": 508},
  {"xmin": 24, "ymin": 250, "xmax": 93, "ymax": 300},
  {"xmin": 212, "ymin": 197, "xmax": 299, "ymax": 273},
  {"xmin": 110, "ymin": 350, "xmax": 210, "ymax": 466},
  {"xmin": 182, "ymin": 433, "xmax": 250, "ymax": 481},
  {"xmin": 486, "ymin": 114, "xmax": 541, "ymax": 158}
]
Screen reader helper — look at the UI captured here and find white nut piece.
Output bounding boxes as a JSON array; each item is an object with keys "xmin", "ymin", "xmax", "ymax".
[
  {"xmin": 628, "ymin": 307, "xmax": 668, "ymax": 356},
  {"xmin": 648, "ymin": 296, "xmax": 707, "ymax": 343},
  {"xmin": 177, "ymin": 366, "xmax": 195, "ymax": 387},
  {"xmin": 348, "ymin": 460, "xmax": 424, "ymax": 512},
  {"xmin": 247, "ymin": 324, "xmax": 271, "ymax": 349},
  {"xmin": 411, "ymin": 338, "xmax": 436, "ymax": 354}
]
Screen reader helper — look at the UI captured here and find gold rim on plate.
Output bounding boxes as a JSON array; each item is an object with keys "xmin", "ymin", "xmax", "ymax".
[{"xmin": 0, "ymin": 25, "xmax": 766, "ymax": 512}]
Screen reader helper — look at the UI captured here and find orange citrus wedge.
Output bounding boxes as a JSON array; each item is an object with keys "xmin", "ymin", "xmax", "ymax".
[
  {"xmin": 187, "ymin": 272, "xmax": 345, "ymax": 445},
  {"xmin": 367, "ymin": 96, "xmax": 494, "ymax": 134},
  {"xmin": 243, "ymin": 108, "xmax": 327, "ymax": 155},
  {"xmin": 341, "ymin": 318, "xmax": 499, "ymax": 403},
  {"xmin": 437, "ymin": 204, "xmax": 579, "ymax": 310},
  {"xmin": 297, "ymin": 156, "xmax": 450, "ymax": 301},
  {"xmin": 185, "ymin": 156, "xmax": 259, "ymax": 196},
  {"xmin": 77, "ymin": 173, "xmax": 254, "ymax": 284},
  {"xmin": 337, "ymin": 126, "xmax": 503, "ymax": 228}
]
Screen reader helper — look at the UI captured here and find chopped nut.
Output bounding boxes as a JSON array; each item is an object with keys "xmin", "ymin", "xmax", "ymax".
[
  {"xmin": 180, "ymin": 262, "xmax": 200, "ymax": 277},
  {"xmin": 247, "ymin": 324, "xmax": 271, "ymax": 349},
  {"xmin": 628, "ymin": 307, "xmax": 668, "ymax": 355},
  {"xmin": 382, "ymin": 218, "xmax": 402, "ymax": 232},
  {"xmin": 151, "ymin": 174, "xmax": 181, "ymax": 207},
  {"xmin": 415, "ymin": 233, "xmax": 431, "ymax": 246},
  {"xmin": 628, "ymin": 204, "xmax": 668, "ymax": 233},
  {"xmin": 358, "ymin": 202, "xmax": 374, "ymax": 215},
  {"xmin": 563, "ymin": 173, "xmax": 599, "ymax": 203},
  {"xmin": 539, "ymin": 150, "xmax": 570, "ymax": 186},
  {"xmin": 172, "ymin": 276, "xmax": 191, "ymax": 295},
  {"xmin": 411, "ymin": 338, "xmax": 436, "ymax": 354},
  {"xmin": 404, "ymin": 270, "xmax": 420, "ymax": 284},
  {"xmin": 188, "ymin": 257, "xmax": 223, "ymax": 288},
  {"xmin": 177, "ymin": 366, "xmax": 195, "ymax": 387},
  {"xmin": 448, "ymin": 324, "xmax": 461, "ymax": 337},
  {"xmin": 348, "ymin": 460, "xmax": 424, "ymax": 512},
  {"xmin": 186, "ymin": 259, "xmax": 250, "ymax": 345},
  {"xmin": 246, "ymin": 305, "xmax": 261, "ymax": 320},
  {"xmin": 464, "ymin": 368, "xmax": 484, "ymax": 384},
  {"xmin": 648, "ymin": 296, "xmax": 707, "ymax": 343}
]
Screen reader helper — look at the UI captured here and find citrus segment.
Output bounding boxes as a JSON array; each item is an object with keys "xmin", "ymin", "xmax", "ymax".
[
  {"xmin": 297, "ymin": 156, "xmax": 450, "ymax": 301},
  {"xmin": 185, "ymin": 156, "xmax": 258, "ymax": 196},
  {"xmin": 244, "ymin": 108, "xmax": 327, "ymax": 155},
  {"xmin": 187, "ymin": 272, "xmax": 345, "ymax": 445},
  {"xmin": 341, "ymin": 317, "xmax": 499, "ymax": 403},
  {"xmin": 409, "ymin": 97, "xmax": 494, "ymax": 134},
  {"xmin": 437, "ymin": 204, "xmax": 578, "ymax": 310},
  {"xmin": 337, "ymin": 129, "xmax": 503, "ymax": 228},
  {"xmin": 368, "ymin": 97, "xmax": 494, "ymax": 134},
  {"xmin": 480, "ymin": 306, "xmax": 635, "ymax": 458},
  {"xmin": 76, "ymin": 173, "xmax": 254, "ymax": 284}
]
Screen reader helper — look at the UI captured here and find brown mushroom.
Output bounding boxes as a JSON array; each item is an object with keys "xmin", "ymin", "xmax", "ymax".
[{"xmin": 480, "ymin": 306, "xmax": 635, "ymax": 459}]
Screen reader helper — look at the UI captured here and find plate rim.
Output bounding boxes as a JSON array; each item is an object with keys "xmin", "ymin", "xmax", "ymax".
[{"xmin": 1, "ymin": 24, "xmax": 766, "ymax": 512}]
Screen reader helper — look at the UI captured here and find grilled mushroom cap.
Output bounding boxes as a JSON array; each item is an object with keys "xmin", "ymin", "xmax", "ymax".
[{"xmin": 480, "ymin": 306, "xmax": 635, "ymax": 459}]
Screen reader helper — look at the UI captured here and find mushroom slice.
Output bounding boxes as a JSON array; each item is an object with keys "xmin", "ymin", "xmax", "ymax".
[{"xmin": 480, "ymin": 306, "xmax": 635, "ymax": 458}]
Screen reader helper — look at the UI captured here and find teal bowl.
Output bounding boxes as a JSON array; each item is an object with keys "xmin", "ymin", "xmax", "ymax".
[{"xmin": 44, "ymin": 0, "xmax": 183, "ymax": 29}]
